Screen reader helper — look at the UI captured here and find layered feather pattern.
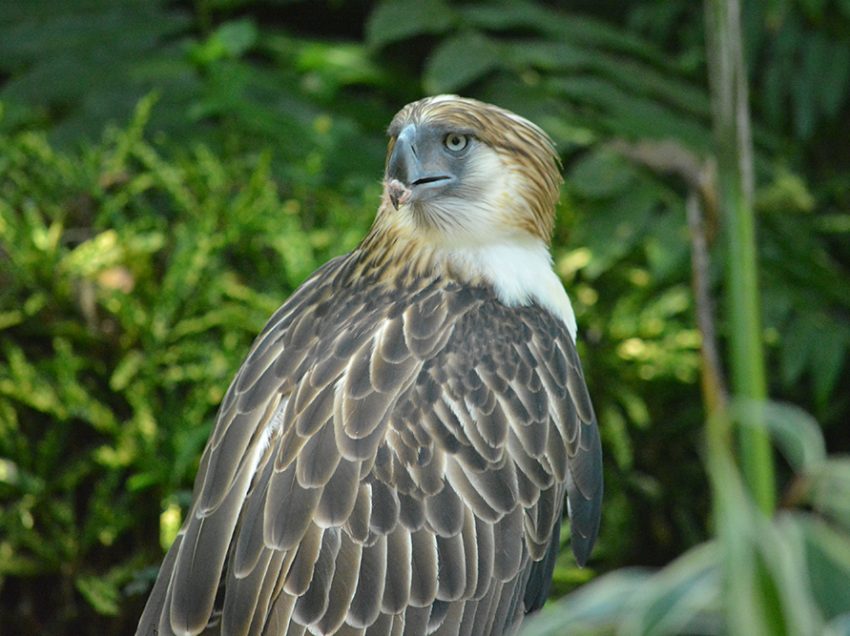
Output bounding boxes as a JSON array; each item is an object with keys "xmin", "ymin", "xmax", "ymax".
[{"xmin": 137, "ymin": 252, "xmax": 601, "ymax": 636}]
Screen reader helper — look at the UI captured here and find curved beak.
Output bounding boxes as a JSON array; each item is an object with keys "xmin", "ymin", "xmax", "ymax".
[{"xmin": 386, "ymin": 125, "xmax": 453, "ymax": 210}]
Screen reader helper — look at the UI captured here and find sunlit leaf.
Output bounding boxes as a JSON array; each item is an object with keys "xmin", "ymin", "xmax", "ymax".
[{"xmin": 75, "ymin": 574, "xmax": 120, "ymax": 616}]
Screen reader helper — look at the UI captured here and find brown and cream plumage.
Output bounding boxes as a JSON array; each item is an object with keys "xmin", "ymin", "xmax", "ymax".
[{"xmin": 137, "ymin": 95, "xmax": 602, "ymax": 636}]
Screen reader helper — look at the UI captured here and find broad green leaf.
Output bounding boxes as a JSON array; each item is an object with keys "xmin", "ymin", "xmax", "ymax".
[
  {"xmin": 521, "ymin": 568, "xmax": 651, "ymax": 634},
  {"xmin": 780, "ymin": 314, "xmax": 814, "ymax": 386},
  {"xmin": 215, "ymin": 19, "xmax": 258, "ymax": 57},
  {"xmin": 550, "ymin": 76, "xmax": 710, "ymax": 149},
  {"xmin": 504, "ymin": 41, "xmax": 709, "ymax": 118},
  {"xmin": 825, "ymin": 616, "xmax": 850, "ymax": 636},
  {"xmin": 459, "ymin": 0, "xmax": 559, "ymax": 33},
  {"xmin": 798, "ymin": 0, "xmax": 828, "ymax": 19},
  {"xmin": 423, "ymin": 31, "xmax": 501, "ymax": 94},
  {"xmin": 816, "ymin": 36, "xmax": 850, "ymax": 118},
  {"xmin": 797, "ymin": 515, "xmax": 850, "ymax": 621},
  {"xmin": 460, "ymin": 1, "xmax": 669, "ymax": 64},
  {"xmin": 732, "ymin": 400, "xmax": 826, "ymax": 472},
  {"xmin": 810, "ymin": 330, "xmax": 848, "ymax": 405},
  {"xmin": 575, "ymin": 181, "xmax": 658, "ymax": 279},
  {"xmin": 809, "ymin": 459, "xmax": 850, "ymax": 529},
  {"xmin": 568, "ymin": 148, "xmax": 637, "ymax": 199},
  {"xmin": 190, "ymin": 19, "xmax": 259, "ymax": 66},
  {"xmin": 366, "ymin": 0, "xmax": 455, "ymax": 49},
  {"xmin": 523, "ymin": 544, "xmax": 722, "ymax": 635},
  {"xmin": 622, "ymin": 543, "xmax": 720, "ymax": 635}
]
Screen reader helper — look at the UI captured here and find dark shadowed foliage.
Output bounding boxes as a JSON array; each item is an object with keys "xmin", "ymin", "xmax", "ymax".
[{"xmin": 0, "ymin": 1, "xmax": 848, "ymax": 633}]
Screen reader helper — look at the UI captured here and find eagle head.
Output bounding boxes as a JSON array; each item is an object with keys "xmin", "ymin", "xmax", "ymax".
[
  {"xmin": 360, "ymin": 96, "xmax": 573, "ymax": 333},
  {"xmin": 380, "ymin": 95, "xmax": 563, "ymax": 247}
]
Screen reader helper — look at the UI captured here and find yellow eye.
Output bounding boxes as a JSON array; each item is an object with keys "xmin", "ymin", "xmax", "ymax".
[{"xmin": 444, "ymin": 133, "xmax": 469, "ymax": 152}]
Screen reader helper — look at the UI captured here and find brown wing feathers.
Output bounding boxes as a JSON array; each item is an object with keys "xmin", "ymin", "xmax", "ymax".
[{"xmin": 137, "ymin": 256, "xmax": 601, "ymax": 636}]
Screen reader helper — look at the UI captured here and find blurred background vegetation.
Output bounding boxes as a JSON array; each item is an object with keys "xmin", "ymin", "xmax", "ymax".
[{"xmin": 0, "ymin": 0, "xmax": 848, "ymax": 634}]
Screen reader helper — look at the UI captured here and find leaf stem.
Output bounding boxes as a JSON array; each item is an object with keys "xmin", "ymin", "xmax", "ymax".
[{"xmin": 704, "ymin": 0, "xmax": 776, "ymax": 513}]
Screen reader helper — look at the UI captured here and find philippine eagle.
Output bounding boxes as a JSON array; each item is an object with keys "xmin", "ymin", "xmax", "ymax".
[{"xmin": 137, "ymin": 96, "xmax": 602, "ymax": 636}]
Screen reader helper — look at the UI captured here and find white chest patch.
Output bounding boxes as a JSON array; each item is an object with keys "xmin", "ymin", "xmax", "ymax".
[{"xmin": 440, "ymin": 241, "xmax": 578, "ymax": 341}]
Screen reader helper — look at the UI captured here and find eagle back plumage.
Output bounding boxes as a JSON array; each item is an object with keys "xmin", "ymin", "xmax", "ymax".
[{"xmin": 137, "ymin": 250, "xmax": 601, "ymax": 636}]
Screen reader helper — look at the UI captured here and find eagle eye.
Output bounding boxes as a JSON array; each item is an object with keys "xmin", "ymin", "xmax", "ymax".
[{"xmin": 444, "ymin": 133, "xmax": 469, "ymax": 153}]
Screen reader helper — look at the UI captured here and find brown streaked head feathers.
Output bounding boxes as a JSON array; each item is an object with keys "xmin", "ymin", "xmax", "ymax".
[{"xmin": 385, "ymin": 95, "xmax": 563, "ymax": 241}]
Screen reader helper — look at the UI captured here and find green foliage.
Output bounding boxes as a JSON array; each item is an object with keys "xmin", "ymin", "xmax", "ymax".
[
  {"xmin": 370, "ymin": 0, "xmax": 715, "ymax": 148},
  {"xmin": 0, "ymin": 99, "xmax": 374, "ymax": 633},
  {"xmin": 522, "ymin": 402, "xmax": 850, "ymax": 635},
  {"xmin": 0, "ymin": 0, "xmax": 848, "ymax": 633},
  {"xmin": 0, "ymin": 0, "xmax": 399, "ymax": 176},
  {"xmin": 0, "ymin": 0, "xmax": 194, "ymax": 143}
]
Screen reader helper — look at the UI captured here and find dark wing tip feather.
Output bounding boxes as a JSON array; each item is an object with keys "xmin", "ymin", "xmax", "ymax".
[
  {"xmin": 566, "ymin": 422, "xmax": 603, "ymax": 566},
  {"xmin": 522, "ymin": 518, "xmax": 560, "ymax": 613},
  {"xmin": 569, "ymin": 500, "xmax": 601, "ymax": 567}
]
